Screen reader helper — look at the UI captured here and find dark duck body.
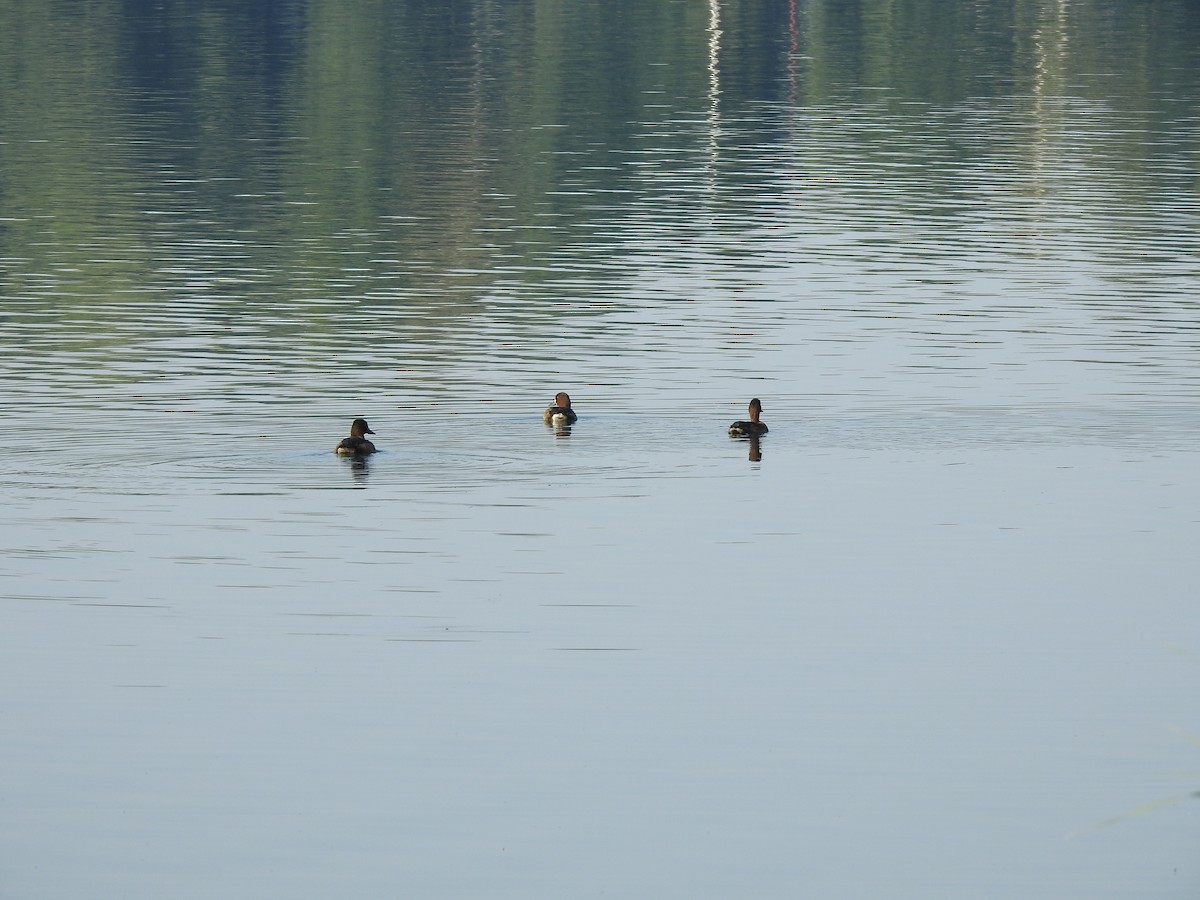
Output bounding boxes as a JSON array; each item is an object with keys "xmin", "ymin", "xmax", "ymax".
[
  {"xmin": 335, "ymin": 418, "xmax": 377, "ymax": 455},
  {"xmin": 729, "ymin": 398, "xmax": 768, "ymax": 436},
  {"xmin": 542, "ymin": 391, "xmax": 578, "ymax": 426}
]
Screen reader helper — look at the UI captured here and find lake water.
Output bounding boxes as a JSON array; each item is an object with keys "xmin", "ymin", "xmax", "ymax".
[{"xmin": 2, "ymin": 1, "xmax": 1199, "ymax": 897}]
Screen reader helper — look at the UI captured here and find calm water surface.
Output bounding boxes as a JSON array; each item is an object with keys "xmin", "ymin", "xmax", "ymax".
[{"xmin": 2, "ymin": 1, "xmax": 1199, "ymax": 898}]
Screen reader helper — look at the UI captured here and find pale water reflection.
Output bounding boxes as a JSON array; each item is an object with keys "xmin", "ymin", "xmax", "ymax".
[{"xmin": 2, "ymin": 1, "xmax": 1200, "ymax": 898}]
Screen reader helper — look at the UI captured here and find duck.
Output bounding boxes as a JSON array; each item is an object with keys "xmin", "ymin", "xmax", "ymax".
[
  {"xmin": 542, "ymin": 391, "xmax": 578, "ymax": 426},
  {"xmin": 729, "ymin": 398, "xmax": 768, "ymax": 436},
  {"xmin": 334, "ymin": 418, "xmax": 377, "ymax": 455}
]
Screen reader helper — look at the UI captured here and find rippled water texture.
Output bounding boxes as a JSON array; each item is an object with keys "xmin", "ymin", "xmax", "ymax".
[{"xmin": 2, "ymin": 1, "xmax": 1199, "ymax": 897}]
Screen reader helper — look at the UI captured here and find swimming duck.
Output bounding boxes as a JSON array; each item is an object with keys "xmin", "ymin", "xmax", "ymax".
[
  {"xmin": 729, "ymin": 398, "xmax": 768, "ymax": 436},
  {"xmin": 543, "ymin": 392, "xmax": 578, "ymax": 426},
  {"xmin": 335, "ymin": 418, "xmax": 377, "ymax": 455}
]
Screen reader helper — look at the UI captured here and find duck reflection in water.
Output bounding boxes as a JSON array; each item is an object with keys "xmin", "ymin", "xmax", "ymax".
[
  {"xmin": 344, "ymin": 454, "xmax": 371, "ymax": 484},
  {"xmin": 747, "ymin": 433, "xmax": 762, "ymax": 462}
]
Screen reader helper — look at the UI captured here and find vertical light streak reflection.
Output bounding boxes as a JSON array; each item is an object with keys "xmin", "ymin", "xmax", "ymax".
[
  {"xmin": 787, "ymin": 0, "xmax": 799, "ymax": 105},
  {"xmin": 706, "ymin": 0, "xmax": 722, "ymax": 187}
]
